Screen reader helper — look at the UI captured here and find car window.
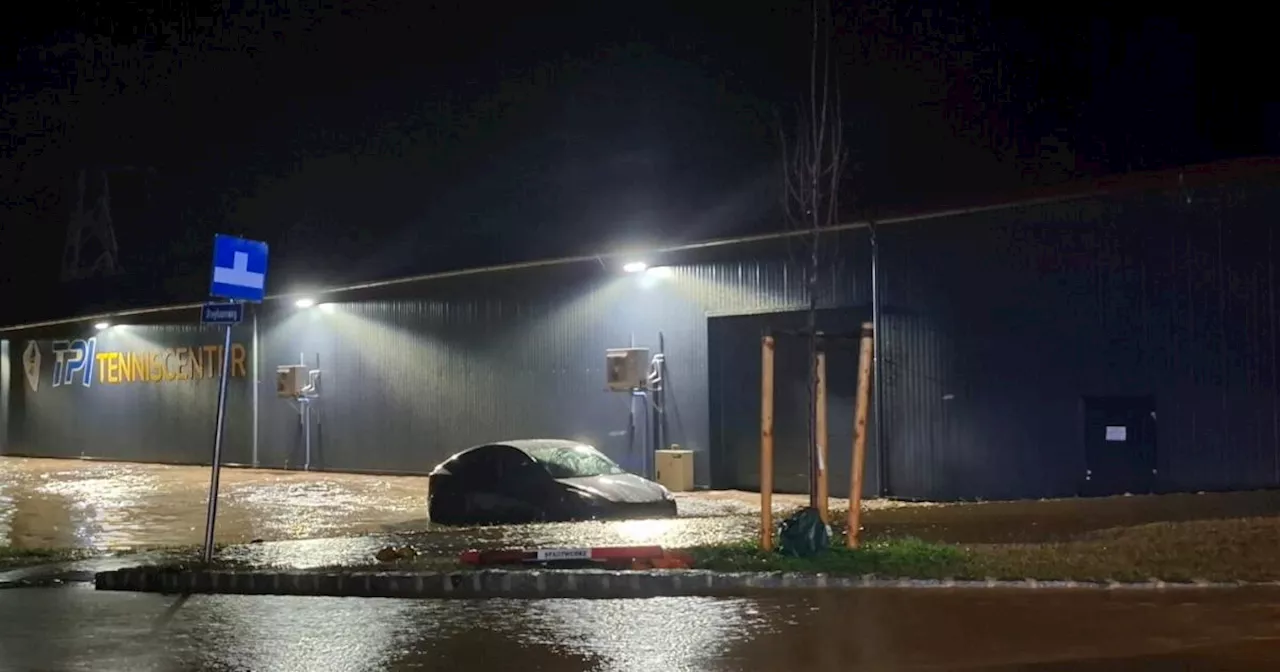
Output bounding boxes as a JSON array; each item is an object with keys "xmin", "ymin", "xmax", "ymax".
[
  {"xmin": 454, "ymin": 446, "xmax": 538, "ymax": 481},
  {"xmin": 451, "ymin": 447, "xmax": 498, "ymax": 478},
  {"xmin": 490, "ymin": 447, "xmax": 538, "ymax": 479},
  {"xmin": 525, "ymin": 443, "xmax": 624, "ymax": 479}
]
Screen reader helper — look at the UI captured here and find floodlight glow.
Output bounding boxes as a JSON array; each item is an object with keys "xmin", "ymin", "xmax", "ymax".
[
  {"xmin": 295, "ymin": 298, "xmax": 316, "ymax": 309},
  {"xmin": 622, "ymin": 261, "xmax": 648, "ymax": 273},
  {"xmin": 93, "ymin": 322, "xmax": 110, "ymax": 330},
  {"xmin": 319, "ymin": 302, "xmax": 336, "ymax": 313}
]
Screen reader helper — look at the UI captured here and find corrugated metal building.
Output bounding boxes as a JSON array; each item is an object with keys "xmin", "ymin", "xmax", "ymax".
[{"xmin": 5, "ymin": 159, "xmax": 1280, "ymax": 501}]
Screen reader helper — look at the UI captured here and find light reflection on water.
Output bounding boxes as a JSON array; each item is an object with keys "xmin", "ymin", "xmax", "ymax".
[
  {"xmin": 4, "ymin": 588, "xmax": 1280, "ymax": 671},
  {"xmin": 0, "ymin": 457, "xmax": 762, "ymax": 566},
  {"xmin": 0, "ymin": 589, "xmax": 768, "ymax": 672},
  {"xmin": 610, "ymin": 518, "xmax": 676, "ymax": 544},
  {"xmin": 0, "ymin": 457, "xmax": 432, "ymax": 550},
  {"xmin": 523, "ymin": 597, "xmax": 757, "ymax": 672}
]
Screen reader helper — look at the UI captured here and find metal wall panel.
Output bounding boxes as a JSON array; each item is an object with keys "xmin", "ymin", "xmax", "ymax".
[
  {"xmin": 3, "ymin": 325, "xmax": 254, "ymax": 465},
  {"xmin": 8, "ymin": 184, "xmax": 1280, "ymax": 501},
  {"xmin": 875, "ymin": 186, "xmax": 1280, "ymax": 499},
  {"xmin": 705, "ymin": 186, "xmax": 1280, "ymax": 500},
  {"xmin": 252, "ymin": 241, "xmax": 870, "ymax": 486}
]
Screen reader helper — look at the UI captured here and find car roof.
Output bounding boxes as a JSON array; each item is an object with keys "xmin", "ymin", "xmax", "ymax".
[
  {"xmin": 450, "ymin": 439, "xmax": 590, "ymax": 461},
  {"xmin": 491, "ymin": 439, "xmax": 591, "ymax": 454}
]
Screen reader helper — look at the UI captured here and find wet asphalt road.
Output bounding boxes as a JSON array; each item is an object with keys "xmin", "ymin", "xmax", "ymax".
[{"xmin": 3, "ymin": 585, "xmax": 1280, "ymax": 671}]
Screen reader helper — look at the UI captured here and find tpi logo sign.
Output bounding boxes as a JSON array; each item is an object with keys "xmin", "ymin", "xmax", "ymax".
[{"xmin": 51, "ymin": 338, "xmax": 98, "ymax": 388}]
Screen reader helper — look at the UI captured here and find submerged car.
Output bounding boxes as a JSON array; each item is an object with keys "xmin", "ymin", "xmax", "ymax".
[{"xmin": 427, "ymin": 439, "xmax": 677, "ymax": 525}]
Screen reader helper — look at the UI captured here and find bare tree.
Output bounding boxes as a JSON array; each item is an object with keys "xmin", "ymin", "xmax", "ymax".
[{"xmin": 779, "ymin": 0, "xmax": 847, "ymax": 507}]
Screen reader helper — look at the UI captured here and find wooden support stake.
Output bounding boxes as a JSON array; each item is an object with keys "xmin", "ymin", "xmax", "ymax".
[
  {"xmin": 848, "ymin": 322, "xmax": 875, "ymax": 548},
  {"xmin": 816, "ymin": 349, "xmax": 829, "ymax": 522},
  {"xmin": 760, "ymin": 334, "xmax": 776, "ymax": 552}
]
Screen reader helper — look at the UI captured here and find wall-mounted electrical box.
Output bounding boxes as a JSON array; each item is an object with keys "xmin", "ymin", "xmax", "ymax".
[
  {"xmin": 276, "ymin": 365, "xmax": 308, "ymax": 398},
  {"xmin": 605, "ymin": 348, "xmax": 650, "ymax": 391}
]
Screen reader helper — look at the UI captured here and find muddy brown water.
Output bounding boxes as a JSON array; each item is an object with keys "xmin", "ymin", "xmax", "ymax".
[
  {"xmin": 0, "ymin": 457, "xmax": 906, "ymax": 552},
  {"xmin": 2, "ymin": 585, "xmax": 1280, "ymax": 670},
  {"xmin": 0, "ymin": 457, "xmax": 430, "ymax": 549},
  {"xmin": 6, "ymin": 456, "xmax": 1280, "ymax": 555}
]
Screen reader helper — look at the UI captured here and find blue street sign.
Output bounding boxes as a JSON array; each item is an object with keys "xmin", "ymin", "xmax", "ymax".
[
  {"xmin": 201, "ymin": 302, "xmax": 244, "ymax": 325},
  {"xmin": 210, "ymin": 234, "xmax": 269, "ymax": 303}
]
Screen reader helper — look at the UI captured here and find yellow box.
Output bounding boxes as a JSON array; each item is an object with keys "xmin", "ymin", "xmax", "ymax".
[{"xmin": 655, "ymin": 450, "xmax": 695, "ymax": 492}]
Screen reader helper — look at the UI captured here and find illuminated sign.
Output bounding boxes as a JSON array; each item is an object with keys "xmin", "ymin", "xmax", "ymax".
[
  {"xmin": 51, "ymin": 339, "xmax": 97, "ymax": 388},
  {"xmin": 45, "ymin": 338, "xmax": 249, "ymax": 388},
  {"xmin": 96, "ymin": 343, "xmax": 248, "ymax": 385}
]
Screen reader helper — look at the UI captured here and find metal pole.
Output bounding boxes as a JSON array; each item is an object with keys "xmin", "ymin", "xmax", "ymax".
[
  {"xmin": 871, "ymin": 225, "xmax": 887, "ymax": 497},
  {"xmin": 303, "ymin": 401, "xmax": 312, "ymax": 471},
  {"xmin": 806, "ymin": 309, "xmax": 819, "ymax": 509},
  {"xmin": 314, "ymin": 352, "xmax": 321, "ymax": 471},
  {"xmin": 815, "ymin": 347, "xmax": 829, "ymax": 522},
  {"xmin": 201, "ymin": 322, "xmax": 234, "ymax": 563},
  {"xmin": 251, "ymin": 309, "xmax": 260, "ymax": 467},
  {"xmin": 642, "ymin": 391, "xmax": 651, "ymax": 479},
  {"xmin": 627, "ymin": 391, "xmax": 637, "ymax": 470},
  {"xmin": 658, "ymin": 332, "xmax": 668, "ymax": 451},
  {"xmin": 651, "ymin": 364, "xmax": 662, "ymax": 457}
]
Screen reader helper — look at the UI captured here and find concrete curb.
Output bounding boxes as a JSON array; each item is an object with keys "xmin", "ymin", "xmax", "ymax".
[
  {"xmin": 0, "ymin": 572, "xmax": 96, "ymax": 590},
  {"xmin": 92, "ymin": 568, "xmax": 1259, "ymax": 599},
  {"xmin": 1, "ymin": 552, "xmax": 176, "ymax": 590}
]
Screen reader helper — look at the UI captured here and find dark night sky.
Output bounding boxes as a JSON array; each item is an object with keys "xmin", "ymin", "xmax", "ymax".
[{"xmin": 0, "ymin": 1, "xmax": 1274, "ymax": 322}]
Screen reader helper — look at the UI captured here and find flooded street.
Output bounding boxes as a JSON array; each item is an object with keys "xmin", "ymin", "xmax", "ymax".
[
  {"xmin": 0, "ymin": 457, "xmax": 430, "ymax": 549},
  {"xmin": 3, "ymin": 585, "xmax": 1280, "ymax": 670},
  {"xmin": 8, "ymin": 456, "xmax": 1280, "ymax": 567},
  {"xmin": 0, "ymin": 457, "xmax": 887, "ymax": 556},
  {"xmin": 6, "ymin": 457, "xmax": 1280, "ymax": 669}
]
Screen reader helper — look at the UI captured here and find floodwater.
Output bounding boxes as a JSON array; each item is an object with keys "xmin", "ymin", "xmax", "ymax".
[
  {"xmin": 2, "ymin": 585, "xmax": 1280, "ymax": 671},
  {"xmin": 0, "ymin": 457, "xmax": 847, "ymax": 556},
  {"xmin": 7, "ymin": 455, "xmax": 1280, "ymax": 561},
  {"xmin": 0, "ymin": 457, "xmax": 428, "ymax": 549}
]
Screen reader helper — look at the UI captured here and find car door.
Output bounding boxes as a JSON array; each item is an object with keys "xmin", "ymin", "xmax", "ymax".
[
  {"xmin": 448, "ymin": 447, "xmax": 502, "ymax": 521},
  {"xmin": 489, "ymin": 447, "xmax": 553, "ymax": 523}
]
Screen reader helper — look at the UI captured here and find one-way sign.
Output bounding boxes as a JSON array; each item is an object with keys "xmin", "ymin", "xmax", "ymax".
[{"xmin": 201, "ymin": 303, "xmax": 243, "ymax": 325}]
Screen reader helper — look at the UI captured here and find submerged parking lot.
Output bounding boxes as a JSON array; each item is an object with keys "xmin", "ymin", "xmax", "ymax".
[
  {"xmin": 0, "ymin": 457, "xmax": 429, "ymax": 549},
  {"xmin": 0, "ymin": 456, "xmax": 861, "ymax": 552},
  {"xmin": 6, "ymin": 456, "xmax": 1280, "ymax": 559}
]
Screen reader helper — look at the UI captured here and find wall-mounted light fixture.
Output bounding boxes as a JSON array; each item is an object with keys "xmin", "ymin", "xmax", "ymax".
[
  {"xmin": 295, "ymin": 298, "xmax": 316, "ymax": 309},
  {"xmin": 622, "ymin": 261, "xmax": 648, "ymax": 274},
  {"xmin": 93, "ymin": 322, "xmax": 110, "ymax": 330},
  {"xmin": 637, "ymin": 265, "xmax": 675, "ymax": 289}
]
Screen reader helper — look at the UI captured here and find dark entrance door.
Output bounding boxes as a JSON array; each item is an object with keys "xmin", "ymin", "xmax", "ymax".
[
  {"xmin": 1081, "ymin": 396, "xmax": 1157, "ymax": 496},
  {"xmin": 707, "ymin": 308, "xmax": 874, "ymax": 496}
]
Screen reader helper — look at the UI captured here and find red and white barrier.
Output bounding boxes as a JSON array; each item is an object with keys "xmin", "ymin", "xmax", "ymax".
[{"xmin": 460, "ymin": 545, "xmax": 667, "ymax": 566}]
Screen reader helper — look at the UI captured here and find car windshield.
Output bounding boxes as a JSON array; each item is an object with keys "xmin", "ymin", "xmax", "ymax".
[{"xmin": 526, "ymin": 444, "xmax": 625, "ymax": 479}]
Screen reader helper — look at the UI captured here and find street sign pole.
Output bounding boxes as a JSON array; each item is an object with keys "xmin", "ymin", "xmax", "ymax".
[
  {"xmin": 202, "ymin": 318, "xmax": 235, "ymax": 563},
  {"xmin": 201, "ymin": 234, "xmax": 269, "ymax": 564}
]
